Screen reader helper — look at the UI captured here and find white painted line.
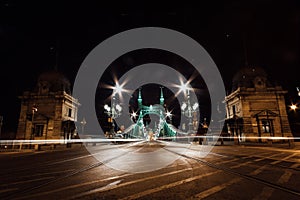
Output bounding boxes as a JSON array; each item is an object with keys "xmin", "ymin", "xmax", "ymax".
[
  {"xmin": 119, "ymin": 171, "xmax": 221, "ymax": 200},
  {"xmin": 277, "ymin": 171, "xmax": 293, "ymax": 184},
  {"xmin": 254, "ymin": 152, "xmax": 284, "ymax": 162},
  {"xmin": 252, "ymin": 169, "xmax": 293, "ymax": 199},
  {"xmin": 191, "ymin": 178, "xmax": 241, "ymax": 199},
  {"xmin": 291, "ymin": 163, "xmax": 300, "ymax": 169},
  {"xmin": 270, "ymin": 153, "xmax": 297, "ymax": 165},
  {"xmin": 249, "ymin": 165, "xmax": 267, "ymax": 176},
  {"xmin": 16, "ymin": 165, "xmax": 197, "ymax": 200},
  {"xmin": 215, "ymin": 158, "xmax": 241, "ymax": 165},
  {"xmin": 13, "ymin": 174, "xmax": 129, "ymax": 200},
  {"xmin": 231, "ymin": 161, "xmax": 253, "ymax": 169},
  {"xmin": 92, "ymin": 179, "xmax": 123, "ymax": 192},
  {"xmin": 252, "ymin": 187, "xmax": 274, "ymax": 200}
]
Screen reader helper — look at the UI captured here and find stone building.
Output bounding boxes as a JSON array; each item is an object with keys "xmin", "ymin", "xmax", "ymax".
[
  {"xmin": 16, "ymin": 70, "xmax": 80, "ymax": 141},
  {"xmin": 224, "ymin": 66, "xmax": 293, "ymax": 142}
]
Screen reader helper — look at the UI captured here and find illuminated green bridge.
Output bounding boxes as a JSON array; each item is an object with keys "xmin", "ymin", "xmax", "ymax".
[{"xmin": 128, "ymin": 87, "xmax": 178, "ymax": 140}]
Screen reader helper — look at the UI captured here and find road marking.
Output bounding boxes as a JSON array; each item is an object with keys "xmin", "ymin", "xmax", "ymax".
[
  {"xmin": 253, "ymin": 170, "xmax": 293, "ymax": 199},
  {"xmin": 190, "ymin": 178, "xmax": 241, "ymax": 199},
  {"xmin": 121, "ymin": 155, "xmax": 276, "ymax": 199},
  {"xmin": 277, "ymin": 171, "xmax": 293, "ymax": 184},
  {"xmin": 253, "ymin": 186, "xmax": 274, "ymax": 200},
  {"xmin": 206, "ymin": 152, "xmax": 228, "ymax": 157},
  {"xmin": 215, "ymin": 158, "xmax": 241, "ymax": 165},
  {"xmin": 291, "ymin": 163, "xmax": 300, "ymax": 169},
  {"xmin": 270, "ymin": 153, "xmax": 297, "ymax": 165},
  {"xmin": 249, "ymin": 165, "xmax": 267, "ymax": 176},
  {"xmin": 231, "ymin": 160, "xmax": 253, "ymax": 169},
  {"xmin": 69, "ymin": 167, "xmax": 199, "ymax": 199},
  {"xmin": 119, "ymin": 171, "xmax": 221, "ymax": 200},
  {"xmin": 0, "ymin": 187, "xmax": 19, "ymax": 194},
  {"xmin": 16, "ymin": 165, "xmax": 198, "ymax": 200},
  {"xmin": 0, "ymin": 176, "xmax": 54, "ymax": 187},
  {"xmin": 14, "ymin": 174, "xmax": 129, "ymax": 200},
  {"xmin": 94, "ymin": 179, "xmax": 123, "ymax": 192},
  {"xmin": 254, "ymin": 152, "xmax": 284, "ymax": 162}
]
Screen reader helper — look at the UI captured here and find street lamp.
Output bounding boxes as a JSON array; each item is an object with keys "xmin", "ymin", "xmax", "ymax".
[
  {"xmin": 104, "ymin": 83, "xmax": 123, "ymax": 134},
  {"xmin": 290, "ymin": 104, "xmax": 297, "ymax": 111},
  {"xmin": 180, "ymin": 84, "xmax": 199, "ymax": 134},
  {"xmin": 80, "ymin": 117, "xmax": 86, "ymax": 135},
  {"xmin": 166, "ymin": 110, "xmax": 172, "ymax": 124},
  {"xmin": 131, "ymin": 111, "xmax": 137, "ymax": 122}
]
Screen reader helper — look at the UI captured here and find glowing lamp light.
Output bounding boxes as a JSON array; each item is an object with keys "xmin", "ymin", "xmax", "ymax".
[
  {"xmin": 179, "ymin": 82, "xmax": 190, "ymax": 93},
  {"xmin": 181, "ymin": 102, "xmax": 187, "ymax": 111},
  {"xmin": 116, "ymin": 104, "xmax": 122, "ymax": 112},
  {"xmin": 166, "ymin": 111, "xmax": 172, "ymax": 117},
  {"xmin": 192, "ymin": 102, "xmax": 199, "ymax": 110},
  {"xmin": 131, "ymin": 112, "xmax": 137, "ymax": 118},
  {"xmin": 290, "ymin": 104, "xmax": 297, "ymax": 111},
  {"xmin": 113, "ymin": 82, "xmax": 124, "ymax": 95}
]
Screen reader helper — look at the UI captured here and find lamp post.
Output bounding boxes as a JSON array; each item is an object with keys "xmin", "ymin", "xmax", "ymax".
[
  {"xmin": 80, "ymin": 117, "xmax": 86, "ymax": 135},
  {"xmin": 166, "ymin": 110, "xmax": 172, "ymax": 124},
  {"xmin": 179, "ymin": 83, "xmax": 199, "ymax": 144},
  {"xmin": 104, "ymin": 83, "xmax": 123, "ymax": 135},
  {"xmin": 180, "ymin": 87, "xmax": 199, "ymax": 134}
]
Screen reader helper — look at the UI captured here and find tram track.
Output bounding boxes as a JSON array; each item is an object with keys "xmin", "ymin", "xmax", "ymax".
[
  {"xmin": 0, "ymin": 143, "xmax": 132, "ymax": 179},
  {"xmin": 2, "ymin": 140, "xmax": 300, "ymax": 199},
  {"xmin": 161, "ymin": 143, "xmax": 300, "ymax": 197},
  {"xmin": 1, "ymin": 142, "xmax": 144, "ymax": 200}
]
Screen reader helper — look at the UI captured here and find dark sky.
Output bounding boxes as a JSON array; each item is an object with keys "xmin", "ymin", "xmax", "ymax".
[{"xmin": 0, "ymin": 0, "xmax": 300, "ymax": 133}]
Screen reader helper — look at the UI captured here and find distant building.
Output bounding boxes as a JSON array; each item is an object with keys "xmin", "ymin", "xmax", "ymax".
[
  {"xmin": 224, "ymin": 66, "xmax": 293, "ymax": 143},
  {"xmin": 16, "ymin": 70, "xmax": 80, "ymax": 140}
]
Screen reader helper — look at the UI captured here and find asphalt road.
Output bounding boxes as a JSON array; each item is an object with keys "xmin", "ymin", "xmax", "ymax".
[{"xmin": 0, "ymin": 141, "xmax": 300, "ymax": 200}]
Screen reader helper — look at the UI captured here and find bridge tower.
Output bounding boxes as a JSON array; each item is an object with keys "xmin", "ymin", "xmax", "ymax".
[
  {"xmin": 138, "ymin": 88, "xmax": 143, "ymax": 109},
  {"xmin": 160, "ymin": 87, "xmax": 164, "ymax": 106}
]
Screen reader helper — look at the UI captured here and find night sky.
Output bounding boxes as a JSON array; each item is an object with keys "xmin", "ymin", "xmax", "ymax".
[{"xmin": 0, "ymin": 1, "xmax": 300, "ymax": 135}]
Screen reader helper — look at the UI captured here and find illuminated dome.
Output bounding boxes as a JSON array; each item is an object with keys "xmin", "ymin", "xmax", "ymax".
[
  {"xmin": 232, "ymin": 66, "xmax": 272, "ymax": 91},
  {"xmin": 36, "ymin": 70, "xmax": 71, "ymax": 94}
]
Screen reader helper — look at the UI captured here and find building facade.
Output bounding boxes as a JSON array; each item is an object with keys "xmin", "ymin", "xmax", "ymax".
[
  {"xmin": 224, "ymin": 67, "xmax": 293, "ymax": 142},
  {"xmin": 16, "ymin": 70, "xmax": 80, "ymax": 140}
]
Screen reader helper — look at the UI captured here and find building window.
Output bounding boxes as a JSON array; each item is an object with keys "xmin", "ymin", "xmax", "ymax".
[
  {"xmin": 262, "ymin": 120, "xmax": 271, "ymax": 133},
  {"xmin": 232, "ymin": 105, "xmax": 236, "ymax": 115},
  {"xmin": 35, "ymin": 125, "xmax": 44, "ymax": 137},
  {"xmin": 68, "ymin": 108, "xmax": 72, "ymax": 117}
]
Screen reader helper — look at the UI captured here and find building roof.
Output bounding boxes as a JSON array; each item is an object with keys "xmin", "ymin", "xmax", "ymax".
[
  {"xmin": 36, "ymin": 70, "xmax": 71, "ymax": 94},
  {"xmin": 231, "ymin": 66, "xmax": 272, "ymax": 92}
]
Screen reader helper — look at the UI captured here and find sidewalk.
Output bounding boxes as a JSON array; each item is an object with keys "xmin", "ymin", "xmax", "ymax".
[
  {"xmin": 213, "ymin": 140, "xmax": 300, "ymax": 150},
  {"xmin": 0, "ymin": 143, "xmax": 84, "ymax": 154}
]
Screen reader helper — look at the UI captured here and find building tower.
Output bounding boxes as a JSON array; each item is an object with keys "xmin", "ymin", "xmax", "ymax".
[
  {"xmin": 16, "ymin": 70, "xmax": 80, "ymax": 141},
  {"xmin": 224, "ymin": 66, "xmax": 293, "ymax": 143}
]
